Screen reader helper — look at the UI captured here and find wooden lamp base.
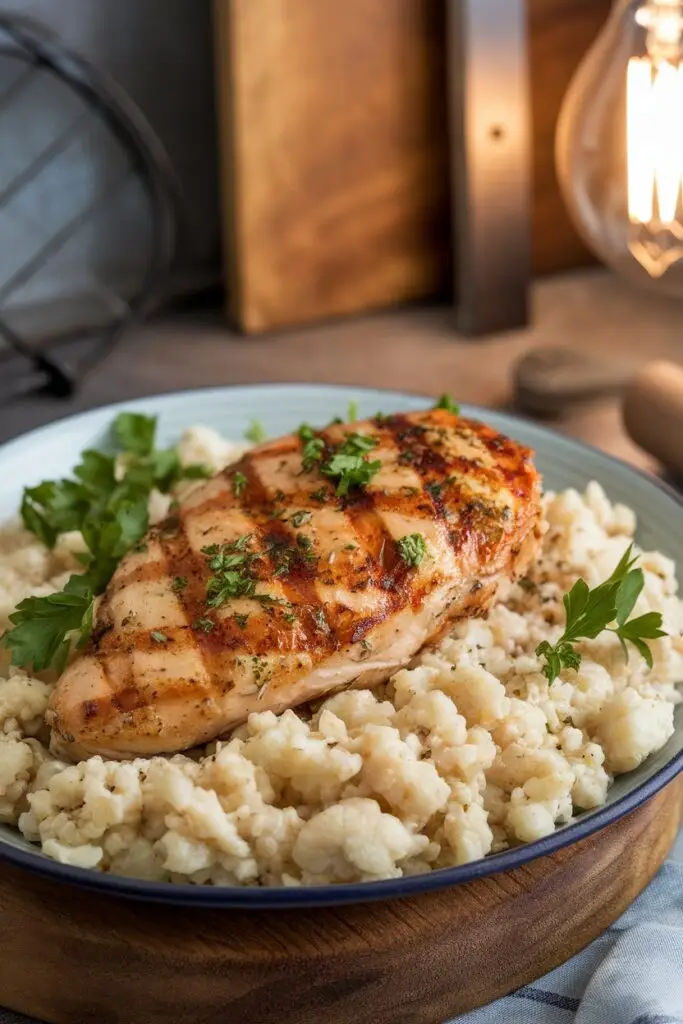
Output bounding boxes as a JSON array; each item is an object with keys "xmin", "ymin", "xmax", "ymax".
[{"xmin": 0, "ymin": 776, "xmax": 680, "ymax": 1024}]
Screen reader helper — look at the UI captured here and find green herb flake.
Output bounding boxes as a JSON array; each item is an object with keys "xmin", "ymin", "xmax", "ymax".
[
  {"xmin": 289, "ymin": 510, "xmax": 312, "ymax": 528},
  {"xmin": 171, "ymin": 576, "xmax": 188, "ymax": 593},
  {"xmin": 433, "ymin": 394, "xmax": 460, "ymax": 415},
  {"xmin": 312, "ymin": 607, "xmax": 329, "ymax": 631},
  {"xmin": 244, "ymin": 420, "xmax": 267, "ymax": 444},
  {"xmin": 193, "ymin": 617, "xmax": 215, "ymax": 633},
  {"xmin": 151, "ymin": 630, "xmax": 169, "ymax": 644},
  {"xmin": 233, "ymin": 613, "xmax": 249, "ymax": 629},
  {"xmin": 397, "ymin": 533, "xmax": 427, "ymax": 568},
  {"xmin": 320, "ymin": 433, "xmax": 382, "ymax": 496},
  {"xmin": 233, "ymin": 471, "xmax": 248, "ymax": 497}
]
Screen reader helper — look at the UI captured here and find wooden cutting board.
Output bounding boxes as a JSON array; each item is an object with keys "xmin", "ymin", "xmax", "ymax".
[
  {"xmin": 0, "ymin": 775, "xmax": 680, "ymax": 1024},
  {"xmin": 213, "ymin": 0, "xmax": 611, "ymax": 333}
]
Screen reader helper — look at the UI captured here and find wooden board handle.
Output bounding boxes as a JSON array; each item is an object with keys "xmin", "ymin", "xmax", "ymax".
[{"xmin": 622, "ymin": 361, "xmax": 683, "ymax": 475}]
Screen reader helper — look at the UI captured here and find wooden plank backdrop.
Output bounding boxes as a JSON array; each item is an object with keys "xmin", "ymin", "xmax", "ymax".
[{"xmin": 213, "ymin": 0, "xmax": 610, "ymax": 333}]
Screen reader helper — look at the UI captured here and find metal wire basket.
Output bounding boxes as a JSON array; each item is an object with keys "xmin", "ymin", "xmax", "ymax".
[{"xmin": 0, "ymin": 14, "xmax": 181, "ymax": 401}]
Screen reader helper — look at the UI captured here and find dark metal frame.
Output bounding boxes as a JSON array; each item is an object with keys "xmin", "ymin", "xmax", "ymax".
[
  {"xmin": 447, "ymin": 0, "xmax": 532, "ymax": 336},
  {"xmin": 0, "ymin": 15, "xmax": 181, "ymax": 400}
]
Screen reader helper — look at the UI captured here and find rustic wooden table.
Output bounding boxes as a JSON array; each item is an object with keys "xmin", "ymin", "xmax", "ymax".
[{"xmin": 1, "ymin": 269, "xmax": 682, "ymax": 469}]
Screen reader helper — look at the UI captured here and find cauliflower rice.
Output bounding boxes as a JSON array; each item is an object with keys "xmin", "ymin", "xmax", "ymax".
[{"xmin": 0, "ymin": 426, "xmax": 681, "ymax": 887}]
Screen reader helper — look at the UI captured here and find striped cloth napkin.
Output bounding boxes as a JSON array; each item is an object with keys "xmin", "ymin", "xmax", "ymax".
[
  {"xmin": 449, "ymin": 823, "xmax": 683, "ymax": 1024},
  {"xmin": 1, "ymin": 824, "xmax": 681, "ymax": 1024}
]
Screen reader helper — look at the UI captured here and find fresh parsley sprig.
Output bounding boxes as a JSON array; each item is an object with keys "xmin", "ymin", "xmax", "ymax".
[
  {"xmin": 3, "ymin": 575, "xmax": 94, "ymax": 674},
  {"xmin": 536, "ymin": 544, "xmax": 667, "ymax": 683},
  {"xmin": 2, "ymin": 413, "xmax": 210, "ymax": 672}
]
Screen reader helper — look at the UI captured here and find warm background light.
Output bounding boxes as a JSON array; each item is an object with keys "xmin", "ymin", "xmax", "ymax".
[{"xmin": 557, "ymin": 0, "xmax": 683, "ymax": 294}]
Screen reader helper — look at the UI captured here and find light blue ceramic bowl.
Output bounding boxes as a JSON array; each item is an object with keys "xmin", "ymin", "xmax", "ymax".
[{"xmin": 0, "ymin": 384, "xmax": 681, "ymax": 908}]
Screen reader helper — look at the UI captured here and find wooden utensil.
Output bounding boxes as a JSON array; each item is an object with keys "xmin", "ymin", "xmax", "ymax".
[
  {"xmin": 0, "ymin": 777, "xmax": 680, "ymax": 1024},
  {"xmin": 513, "ymin": 346, "xmax": 638, "ymax": 416},
  {"xmin": 622, "ymin": 360, "xmax": 683, "ymax": 478}
]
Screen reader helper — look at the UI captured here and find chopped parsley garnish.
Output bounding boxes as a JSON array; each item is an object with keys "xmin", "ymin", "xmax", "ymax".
[
  {"xmin": 289, "ymin": 510, "xmax": 312, "ymax": 528},
  {"xmin": 172, "ymin": 576, "xmax": 188, "ymax": 593},
  {"xmin": 233, "ymin": 613, "xmax": 249, "ymax": 629},
  {"xmin": 283, "ymin": 611, "xmax": 298, "ymax": 624},
  {"xmin": 233, "ymin": 471, "xmax": 248, "ymax": 497},
  {"xmin": 426, "ymin": 482, "xmax": 442, "ymax": 500},
  {"xmin": 203, "ymin": 535, "xmax": 260, "ymax": 608},
  {"xmin": 3, "ymin": 411, "xmax": 209, "ymax": 671},
  {"xmin": 312, "ymin": 607, "xmax": 329, "ymax": 631},
  {"xmin": 321, "ymin": 433, "xmax": 382, "ymax": 496},
  {"xmin": 536, "ymin": 544, "xmax": 667, "ymax": 682},
  {"xmin": 310, "ymin": 488, "xmax": 326, "ymax": 502},
  {"xmin": 434, "ymin": 394, "xmax": 460, "ymax": 415},
  {"xmin": 397, "ymin": 533, "xmax": 427, "ymax": 567},
  {"xmin": 347, "ymin": 400, "xmax": 359, "ymax": 422},
  {"xmin": 244, "ymin": 420, "xmax": 267, "ymax": 443},
  {"xmin": 151, "ymin": 631, "xmax": 169, "ymax": 644},
  {"xmin": 193, "ymin": 616, "xmax": 215, "ymax": 633},
  {"xmin": 298, "ymin": 424, "xmax": 325, "ymax": 473}
]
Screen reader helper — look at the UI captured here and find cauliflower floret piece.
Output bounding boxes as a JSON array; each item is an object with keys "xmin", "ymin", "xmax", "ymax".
[
  {"xmin": 0, "ymin": 670, "xmax": 51, "ymax": 735},
  {"xmin": 292, "ymin": 798, "xmax": 428, "ymax": 882},
  {"xmin": 317, "ymin": 689, "xmax": 395, "ymax": 730},
  {"xmin": 442, "ymin": 800, "xmax": 493, "ymax": 865},
  {"xmin": 491, "ymin": 697, "xmax": 547, "ymax": 749},
  {"xmin": 350, "ymin": 724, "xmax": 450, "ymax": 827},
  {"xmin": 177, "ymin": 426, "xmax": 247, "ymax": 474},
  {"xmin": 506, "ymin": 801, "xmax": 556, "ymax": 843},
  {"xmin": 0, "ymin": 734, "xmax": 41, "ymax": 822},
  {"xmin": 590, "ymin": 689, "xmax": 674, "ymax": 773},
  {"xmin": 243, "ymin": 709, "xmax": 362, "ymax": 804}
]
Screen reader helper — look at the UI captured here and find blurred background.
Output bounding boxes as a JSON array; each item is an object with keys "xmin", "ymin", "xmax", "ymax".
[{"xmin": 1, "ymin": 0, "xmax": 683, "ymax": 479}]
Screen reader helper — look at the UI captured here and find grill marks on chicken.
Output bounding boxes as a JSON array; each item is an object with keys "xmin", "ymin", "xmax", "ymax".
[{"xmin": 48, "ymin": 410, "xmax": 542, "ymax": 759}]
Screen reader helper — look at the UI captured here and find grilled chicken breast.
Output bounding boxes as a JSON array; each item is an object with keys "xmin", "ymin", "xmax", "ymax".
[{"xmin": 49, "ymin": 410, "xmax": 542, "ymax": 760}]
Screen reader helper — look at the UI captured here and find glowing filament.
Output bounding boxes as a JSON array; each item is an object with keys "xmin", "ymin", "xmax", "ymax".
[{"xmin": 627, "ymin": 56, "xmax": 683, "ymax": 226}]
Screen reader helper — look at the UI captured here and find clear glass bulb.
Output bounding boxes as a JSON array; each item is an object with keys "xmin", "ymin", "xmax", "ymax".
[{"xmin": 556, "ymin": 0, "xmax": 683, "ymax": 293}]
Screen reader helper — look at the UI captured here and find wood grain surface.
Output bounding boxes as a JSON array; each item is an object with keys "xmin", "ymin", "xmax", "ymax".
[
  {"xmin": 213, "ymin": 0, "xmax": 610, "ymax": 332},
  {"xmin": 0, "ymin": 775, "xmax": 679, "ymax": 1024}
]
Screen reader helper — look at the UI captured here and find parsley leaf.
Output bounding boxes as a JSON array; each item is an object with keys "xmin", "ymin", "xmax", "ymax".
[
  {"xmin": 151, "ymin": 631, "xmax": 169, "ymax": 644},
  {"xmin": 113, "ymin": 412, "xmax": 157, "ymax": 456},
  {"xmin": 193, "ymin": 616, "xmax": 215, "ymax": 633},
  {"xmin": 347, "ymin": 400, "xmax": 359, "ymax": 422},
  {"xmin": 434, "ymin": 394, "xmax": 460, "ymax": 415},
  {"xmin": 397, "ymin": 533, "xmax": 427, "ymax": 567},
  {"xmin": 244, "ymin": 420, "xmax": 267, "ymax": 443},
  {"xmin": 320, "ymin": 433, "xmax": 382, "ymax": 496},
  {"xmin": 233, "ymin": 471, "xmax": 248, "ymax": 497},
  {"xmin": 536, "ymin": 544, "xmax": 667, "ymax": 682},
  {"xmin": 1, "ymin": 574, "xmax": 94, "ymax": 674}
]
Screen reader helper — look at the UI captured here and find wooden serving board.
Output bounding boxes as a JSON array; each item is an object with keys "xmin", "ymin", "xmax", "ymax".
[{"xmin": 0, "ymin": 775, "xmax": 680, "ymax": 1024}]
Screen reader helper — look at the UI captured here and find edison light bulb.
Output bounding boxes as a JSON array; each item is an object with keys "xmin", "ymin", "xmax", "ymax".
[{"xmin": 556, "ymin": 0, "xmax": 683, "ymax": 292}]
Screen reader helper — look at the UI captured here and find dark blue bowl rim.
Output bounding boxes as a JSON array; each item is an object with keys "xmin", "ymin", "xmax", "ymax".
[{"xmin": 0, "ymin": 382, "xmax": 681, "ymax": 910}]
